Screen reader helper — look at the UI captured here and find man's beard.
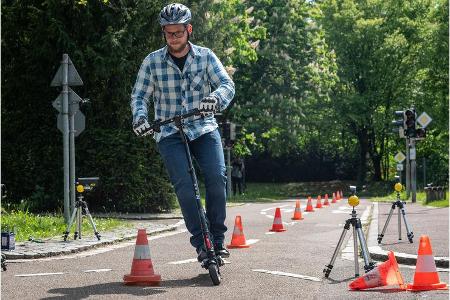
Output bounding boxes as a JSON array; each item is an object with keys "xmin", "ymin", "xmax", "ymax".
[{"xmin": 168, "ymin": 41, "xmax": 188, "ymax": 55}]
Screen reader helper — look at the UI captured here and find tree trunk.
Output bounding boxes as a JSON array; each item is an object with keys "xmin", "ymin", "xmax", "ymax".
[{"xmin": 356, "ymin": 128, "xmax": 368, "ymax": 186}]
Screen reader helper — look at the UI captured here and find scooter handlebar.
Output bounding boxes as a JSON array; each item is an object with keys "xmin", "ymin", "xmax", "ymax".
[{"xmin": 151, "ymin": 108, "xmax": 202, "ymax": 132}]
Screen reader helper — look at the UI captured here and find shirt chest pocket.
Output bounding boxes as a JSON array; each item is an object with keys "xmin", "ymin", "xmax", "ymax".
[{"xmin": 189, "ymin": 72, "xmax": 206, "ymax": 91}]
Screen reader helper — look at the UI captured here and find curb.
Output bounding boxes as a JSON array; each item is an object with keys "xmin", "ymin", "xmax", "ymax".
[
  {"xmin": 3, "ymin": 223, "xmax": 181, "ymax": 260},
  {"xmin": 92, "ymin": 213, "xmax": 184, "ymax": 220},
  {"xmin": 367, "ymin": 202, "xmax": 449, "ymax": 268}
]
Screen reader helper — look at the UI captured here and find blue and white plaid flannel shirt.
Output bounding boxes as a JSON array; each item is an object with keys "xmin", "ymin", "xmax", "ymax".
[{"xmin": 131, "ymin": 42, "xmax": 235, "ymax": 142}]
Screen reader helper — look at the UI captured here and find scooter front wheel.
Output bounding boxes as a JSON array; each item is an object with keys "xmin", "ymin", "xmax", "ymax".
[{"xmin": 208, "ymin": 263, "xmax": 221, "ymax": 285}]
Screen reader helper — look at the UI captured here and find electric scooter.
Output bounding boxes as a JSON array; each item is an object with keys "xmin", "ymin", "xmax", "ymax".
[{"xmin": 146, "ymin": 108, "xmax": 224, "ymax": 285}]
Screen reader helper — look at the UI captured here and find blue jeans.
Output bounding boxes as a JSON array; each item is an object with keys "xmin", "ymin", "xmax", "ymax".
[{"xmin": 157, "ymin": 129, "xmax": 227, "ymax": 250}]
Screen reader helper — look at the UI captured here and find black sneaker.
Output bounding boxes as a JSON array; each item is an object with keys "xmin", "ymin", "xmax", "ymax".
[
  {"xmin": 196, "ymin": 246, "xmax": 207, "ymax": 262},
  {"xmin": 214, "ymin": 243, "xmax": 230, "ymax": 258}
]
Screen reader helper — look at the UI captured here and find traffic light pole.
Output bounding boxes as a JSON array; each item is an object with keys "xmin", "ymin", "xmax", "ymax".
[
  {"xmin": 406, "ymin": 138, "xmax": 410, "ymax": 199},
  {"xmin": 410, "ymin": 138, "xmax": 417, "ymax": 203}
]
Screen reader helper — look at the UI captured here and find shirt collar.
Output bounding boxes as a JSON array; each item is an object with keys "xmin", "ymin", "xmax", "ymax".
[{"xmin": 162, "ymin": 42, "xmax": 199, "ymax": 61}]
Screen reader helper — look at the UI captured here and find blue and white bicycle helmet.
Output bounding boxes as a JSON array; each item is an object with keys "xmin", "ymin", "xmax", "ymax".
[{"xmin": 159, "ymin": 3, "xmax": 192, "ymax": 26}]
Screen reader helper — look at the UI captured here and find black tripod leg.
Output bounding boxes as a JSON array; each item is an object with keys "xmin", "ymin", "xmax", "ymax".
[
  {"xmin": 83, "ymin": 203, "xmax": 101, "ymax": 240},
  {"xmin": 324, "ymin": 220, "xmax": 350, "ymax": 278},
  {"xmin": 353, "ymin": 225, "xmax": 359, "ymax": 277},
  {"xmin": 378, "ymin": 203, "xmax": 395, "ymax": 244},
  {"xmin": 355, "ymin": 220, "xmax": 375, "ymax": 273},
  {"xmin": 63, "ymin": 206, "xmax": 79, "ymax": 241},
  {"xmin": 399, "ymin": 204, "xmax": 413, "ymax": 243}
]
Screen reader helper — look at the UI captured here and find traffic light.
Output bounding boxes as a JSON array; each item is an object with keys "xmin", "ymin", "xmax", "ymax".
[
  {"xmin": 219, "ymin": 121, "xmax": 238, "ymax": 147},
  {"xmin": 415, "ymin": 128, "xmax": 426, "ymax": 140},
  {"xmin": 392, "ymin": 110, "xmax": 405, "ymax": 138},
  {"xmin": 404, "ymin": 108, "xmax": 416, "ymax": 137}
]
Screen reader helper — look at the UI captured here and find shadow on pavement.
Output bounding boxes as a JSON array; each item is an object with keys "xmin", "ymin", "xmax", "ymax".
[
  {"xmin": 161, "ymin": 273, "xmax": 216, "ymax": 288},
  {"xmin": 43, "ymin": 282, "xmax": 166, "ymax": 299},
  {"xmin": 43, "ymin": 274, "xmax": 214, "ymax": 299},
  {"xmin": 324, "ymin": 276, "xmax": 354, "ymax": 284},
  {"xmin": 350, "ymin": 288, "xmax": 406, "ymax": 294}
]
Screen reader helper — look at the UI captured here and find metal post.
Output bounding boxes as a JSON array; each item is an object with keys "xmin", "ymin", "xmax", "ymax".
[
  {"xmin": 406, "ymin": 138, "xmax": 410, "ymax": 199},
  {"xmin": 411, "ymin": 138, "xmax": 417, "ymax": 203},
  {"xmin": 226, "ymin": 147, "xmax": 232, "ymax": 198},
  {"xmin": 423, "ymin": 157, "xmax": 426, "ymax": 190},
  {"xmin": 69, "ymin": 109, "xmax": 76, "ymax": 214},
  {"xmin": 62, "ymin": 54, "xmax": 70, "ymax": 223}
]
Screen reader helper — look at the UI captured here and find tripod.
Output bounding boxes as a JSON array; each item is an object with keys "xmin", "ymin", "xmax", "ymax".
[
  {"xmin": 324, "ymin": 194, "xmax": 375, "ymax": 278},
  {"xmin": 377, "ymin": 189, "xmax": 413, "ymax": 244},
  {"xmin": 63, "ymin": 181, "xmax": 101, "ymax": 241}
]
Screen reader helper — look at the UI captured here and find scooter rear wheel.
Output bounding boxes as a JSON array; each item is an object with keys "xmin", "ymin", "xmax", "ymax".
[{"xmin": 208, "ymin": 263, "xmax": 221, "ymax": 285}]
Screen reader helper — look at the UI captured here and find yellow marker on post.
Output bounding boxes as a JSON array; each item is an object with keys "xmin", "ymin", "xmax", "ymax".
[
  {"xmin": 394, "ymin": 183, "xmax": 403, "ymax": 192},
  {"xmin": 76, "ymin": 184, "xmax": 84, "ymax": 193},
  {"xmin": 348, "ymin": 195, "xmax": 359, "ymax": 207}
]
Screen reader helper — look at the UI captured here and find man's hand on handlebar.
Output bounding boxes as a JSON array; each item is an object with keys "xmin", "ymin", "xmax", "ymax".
[
  {"xmin": 199, "ymin": 96, "xmax": 218, "ymax": 117},
  {"xmin": 133, "ymin": 117, "xmax": 159, "ymax": 136}
]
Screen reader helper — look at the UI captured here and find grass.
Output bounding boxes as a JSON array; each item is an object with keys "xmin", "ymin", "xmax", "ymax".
[
  {"xmin": 370, "ymin": 190, "xmax": 449, "ymax": 207},
  {"xmin": 1, "ymin": 210, "xmax": 130, "ymax": 242}
]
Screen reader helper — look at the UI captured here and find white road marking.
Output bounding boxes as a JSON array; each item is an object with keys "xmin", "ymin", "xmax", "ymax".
[
  {"xmin": 83, "ymin": 269, "xmax": 112, "ymax": 273},
  {"xmin": 252, "ymin": 269, "xmax": 322, "ymax": 282},
  {"xmin": 281, "ymin": 208, "xmax": 294, "ymax": 213},
  {"xmin": 260, "ymin": 205, "xmax": 290, "ymax": 212},
  {"xmin": 15, "ymin": 272, "xmax": 64, "ymax": 277},
  {"xmin": 246, "ymin": 239, "xmax": 260, "ymax": 245},
  {"xmin": 331, "ymin": 210, "xmax": 350, "ymax": 214},
  {"xmin": 261, "ymin": 211, "xmax": 267, "ymax": 215},
  {"xmin": 168, "ymin": 258, "xmax": 198, "ymax": 265},
  {"xmin": 168, "ymin": 258, "xmax": 231, "ymax": 265},
  {"xmin": 265, "ymin": 215, "xmax": 273, "ymax": 219},
  {"xmin": 338, "ymin": 206, "xmax": 351, "ymax": 210},
  {"xmin": 265, "ymin": 232, "xmax": 276, "ymax": 235}
]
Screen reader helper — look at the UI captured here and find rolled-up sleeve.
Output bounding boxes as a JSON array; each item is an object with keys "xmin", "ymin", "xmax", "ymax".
[
  {"xmin": 130, "ymin": 57, "xmax": 154, "ymax": 124},
  {"xmin": 206, "ymin": 50, "xmax": 235, "ymax": 111}
]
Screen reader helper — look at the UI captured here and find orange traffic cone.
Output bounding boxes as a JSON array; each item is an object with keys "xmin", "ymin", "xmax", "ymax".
[
  {"xmin": 305, "ymin": 197, "xmax": 315, "ymax": 212},
  {"xmin": 340, "ymin": 190, "xmax": 344, "ymax": 201},
  {"xmin": 291, "ymin": 200, "xmax": 304, "ymax": 220},
  {"xmin": 124, "ymin": 229, "xmax": 161, "ymax": 286},
  {"xmin": 331, "ymin": 192, "xmax": 337, "ymax": 203},
  {"xmin": 270, "ymin": 207, "xmax": 286, "ymax": 232},
  {"xmin": 349, "ymin": 251, "xmax": 406, "ymax": 290},
  {"xmin": 227, "ymin": 215, "xmax": 250, "ymax": 248},
  {"xmin": 407, "ymin": 235, "xmax": 448, "ymax": 291},
  {"xmin": 323, "ymin": 194, "xmax": 330, "ymax": 206},
  {"xmin": 315, "ymin": 195, "xmax": 323, "ymax": 209}
]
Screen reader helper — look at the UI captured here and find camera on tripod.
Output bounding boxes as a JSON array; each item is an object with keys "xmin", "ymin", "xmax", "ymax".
[
  {"xmin": 348, "ymin": 186, "xmax": 359, "ymax": 207},
  {"xmin": 76, "ymin": 177, "xmax": 99, "ymax": 193},
  {"xmin": 64, "ymin": 176, "xmax": 101, "ymax": 241}
]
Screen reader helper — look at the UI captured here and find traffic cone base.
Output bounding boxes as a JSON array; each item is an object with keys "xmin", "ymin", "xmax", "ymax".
[
  {"xmin": 407, "ymin": 235, "xmax": 448, "ymax": 291},
  {"xmin": 228, "ymin": 215, "xmax": 251, "ymax": 248},
  {"xmin": 270, "ymin": 208, "xmax": 286, "ymax": 232},
  {"xmin": 123, "ymin": 229, "xmax": 161, "ymax": 286},
  {"xmin": 349, "ymin": 251, "xmax": 405, "ymax": 290}
]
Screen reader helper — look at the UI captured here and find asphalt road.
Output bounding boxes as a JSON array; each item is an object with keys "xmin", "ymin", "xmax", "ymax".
[{"xmin": 2, "ymin": 199, "xmax": 449, "ymax": 299}]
